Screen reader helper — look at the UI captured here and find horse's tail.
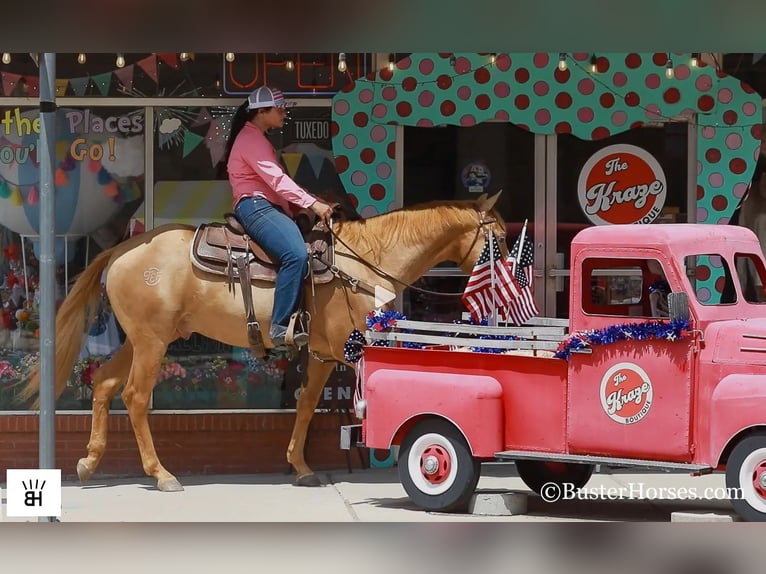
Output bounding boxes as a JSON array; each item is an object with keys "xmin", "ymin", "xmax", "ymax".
[{"xmin": 16, "ymin": 247, "xmax": 116, "ymax": 408}]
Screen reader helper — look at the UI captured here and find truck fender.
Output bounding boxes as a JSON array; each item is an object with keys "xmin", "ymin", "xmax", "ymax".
[
  {"xmin": 364, "ymin": 369, "xmax": 504, "ymax": 458},
  {"xmin": 709, "ymin": 374, "xmax": 766, "ymax": 464}
]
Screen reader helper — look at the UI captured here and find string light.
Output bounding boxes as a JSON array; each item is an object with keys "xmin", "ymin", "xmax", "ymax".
[
  {"xmin": 589, "ymin": 54, "xmax": 598, "ymax": 73},
  {"xmin": 665, "ymin": 56, "xmax": 674, "ymax": 79},
  {"xmin": 1, "ymin": 53, "xmax": 10, "ymax": 65},
  {"xmin": 690, "ymin": 52, "xmax": 700, "ymax": 67},
  {"xmin": 77, "ymin": 53, "xmax": 86, "ymax": 64},
  {"xmin": 115, "ymin": 54, "xmax": 125, "ymax": 68},
  {"xmin": 489, "ymin": 53, "xmax": 497, "ymax": 65},
  {"xmin": 388, "ymin": 53, "xmax": 396, "ymax": 72},
  {"xmin": 225, "ymin": 52, "xmax": 235, "ymax": 62},
  {"xmin": 179, "ymin": 52, "xmax": 190, "ymax": 62},
  {"xmin": 558, "ymin": 52, "xmax": 568, "ymax": 71},
  {"xmin": 285, "ymin": 58, "xmax": 294, "ymax": 71},
  {"xmin": 338, "ymin": 52, "xmax": 347, "ymax": 72}
]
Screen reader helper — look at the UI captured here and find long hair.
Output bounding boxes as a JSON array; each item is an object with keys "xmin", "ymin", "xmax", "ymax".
[{"xmin": 216, "ymin": 100, "xmax": 258, "ymax": 179}]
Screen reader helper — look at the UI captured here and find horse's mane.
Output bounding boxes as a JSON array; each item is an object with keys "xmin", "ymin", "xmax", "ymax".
[{"xmin": 335, "ymin": 200, "xmax": 489, "ymax": 265}]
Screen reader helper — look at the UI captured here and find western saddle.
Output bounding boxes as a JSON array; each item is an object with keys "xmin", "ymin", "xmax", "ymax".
[{"xmin": 190, "ymin": 209, "xmax": 336, "ymax": 359}]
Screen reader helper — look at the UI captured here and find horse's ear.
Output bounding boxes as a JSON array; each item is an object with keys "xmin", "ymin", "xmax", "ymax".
[{"xmin": 478, "ymin": 190, "xmax": 501, "ymax": 212}]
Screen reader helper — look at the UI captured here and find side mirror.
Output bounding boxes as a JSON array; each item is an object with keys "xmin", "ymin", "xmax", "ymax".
[{"xmin": 667, "ymin": 292, "xmax": 690, "ymax": 322}]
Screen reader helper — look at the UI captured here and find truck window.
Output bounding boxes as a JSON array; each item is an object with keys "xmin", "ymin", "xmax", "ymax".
[
  {"xmin": 734, "ymin": 252, "xmax": 766, "ymax": 303},
  {"xmin": 684, "ymin": 254, "xmax": 737, "ymax": 305},
  {"xmin": 583, "ymin": 257, "xmax": 667, "ymax": 318}
]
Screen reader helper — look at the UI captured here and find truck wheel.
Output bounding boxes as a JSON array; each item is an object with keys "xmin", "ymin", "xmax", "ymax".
[
  {"xmin": 398, "ymin": 419, "xmax": 480, "ymax": 512},
  {"xmin": 515, "ymin": 460, "xmax": 594, "ymax": 495},
  {"xmin": 725, "ymin": 434, "xmax": 766, "ymax": 522}
]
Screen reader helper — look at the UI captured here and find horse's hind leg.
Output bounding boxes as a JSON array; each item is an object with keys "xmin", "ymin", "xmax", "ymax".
[
  {"xmin": 76, "ymin": 341, "xmax": 134, "ymax": 482},
  {"xmin": 286, "ymin": 358, "xmax": 337, "ymax": 486},
  {"xmin": 120, "ymin": 340, "xmax": 182, "ymax": 492}
]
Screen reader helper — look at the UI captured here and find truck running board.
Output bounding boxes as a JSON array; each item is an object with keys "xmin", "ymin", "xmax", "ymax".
[{"xmin": 495, "ymin": 450, "xmax": 713, "ymax": 473}]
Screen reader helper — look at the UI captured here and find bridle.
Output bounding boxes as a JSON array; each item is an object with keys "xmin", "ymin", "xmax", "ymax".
[{"xmin": 317, "ymin": 207, "xmax": 504, "ymax": 298}]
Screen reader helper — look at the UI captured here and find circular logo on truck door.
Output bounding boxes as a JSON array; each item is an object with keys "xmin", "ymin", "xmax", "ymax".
[
  {"xmin": 600, "ymin": 362, "xmax": 653, "ymax": 424},
  {"xmin": 577, "ymin": 144, "xmax": 666, "ymax": 226}
]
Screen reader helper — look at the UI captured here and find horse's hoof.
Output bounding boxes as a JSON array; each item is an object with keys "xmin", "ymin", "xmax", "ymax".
[
  {"xmin": 157, "ymin": 477, "xmax": 184, "ymax": 492},
  {"xmin": 76, "ymin": 459, "xmax": 93, "ymax": 483},
  {"xmin": 294, "ymin": 473, "xmax": 322, "ymax": 487}
]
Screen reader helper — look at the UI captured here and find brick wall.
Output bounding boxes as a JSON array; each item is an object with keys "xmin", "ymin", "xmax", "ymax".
[{"xmin": 0, "ymin": 412, "xmax": 365, "ymax": 480}]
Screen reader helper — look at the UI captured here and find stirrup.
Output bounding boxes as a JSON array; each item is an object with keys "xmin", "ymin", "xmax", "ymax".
[{"xmin": 285, "ymin": 311, "xmax": 310, "ymax": 348}]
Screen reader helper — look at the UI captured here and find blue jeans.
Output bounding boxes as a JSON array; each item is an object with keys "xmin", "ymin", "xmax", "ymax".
[{"xmin": 234, "ymin": 197, "xmax": 308, "ymax": 329}]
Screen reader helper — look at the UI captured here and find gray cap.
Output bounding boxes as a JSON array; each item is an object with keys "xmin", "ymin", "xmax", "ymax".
[{"xmin": 247, "ymin": 86, "xmax": 295, "ymax": 109}]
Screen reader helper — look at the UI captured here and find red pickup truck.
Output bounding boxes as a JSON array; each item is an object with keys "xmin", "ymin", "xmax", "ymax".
[{"xmin": 342, "ymin": 224, "xmax": 766, "ymax": 521}]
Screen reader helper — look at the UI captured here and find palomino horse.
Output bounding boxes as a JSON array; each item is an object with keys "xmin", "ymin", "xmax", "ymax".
[{"xmin": 20, "ymin": 193, "xmax": 507, "ymax": 491}]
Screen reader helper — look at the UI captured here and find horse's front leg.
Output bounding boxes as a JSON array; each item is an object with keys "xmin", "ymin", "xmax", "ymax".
[
  {"xmin": 76, "ymin": 341, "xmax": 133, "ymax": 482},
  {"xmin": 287, "ymin": 358, "xmax": 337, "ymax": 486}
]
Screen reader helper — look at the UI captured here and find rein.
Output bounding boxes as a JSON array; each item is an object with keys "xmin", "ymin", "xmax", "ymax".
[{"xmin": 318, "ymin": 210, "xmax": 498, "ymax": 298}]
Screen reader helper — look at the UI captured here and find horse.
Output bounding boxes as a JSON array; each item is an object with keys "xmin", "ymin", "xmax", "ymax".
[{"xmin": 19, "ymin": 192, "xmax": 507, "ymax": 491}]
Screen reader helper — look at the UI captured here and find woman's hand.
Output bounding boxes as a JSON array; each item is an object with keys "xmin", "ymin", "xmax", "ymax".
[{"xmin": 310, "ymin": 200, "xmax": 334, "ymax": 226}]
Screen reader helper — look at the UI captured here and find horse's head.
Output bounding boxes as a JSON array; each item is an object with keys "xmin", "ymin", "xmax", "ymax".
[{"xmin": 452, "ymin": 191, "xmax": 508, "ymax": 274}]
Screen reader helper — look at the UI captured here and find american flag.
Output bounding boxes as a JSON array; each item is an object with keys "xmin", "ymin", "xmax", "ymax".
[
  {"xmin": 503, "ymin": 227, "xmax": 540, "ymax": 326},
  {"xmin": 461, "ymin": 232, "xmax": 520, "ymax": 322}
]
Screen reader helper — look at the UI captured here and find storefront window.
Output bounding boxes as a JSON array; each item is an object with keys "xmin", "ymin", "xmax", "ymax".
[{"xmin": 0, "ymin": 105, "xmax": 145, "ymax": 410}]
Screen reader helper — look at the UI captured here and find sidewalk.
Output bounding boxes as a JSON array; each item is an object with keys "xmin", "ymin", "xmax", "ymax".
[{"xmin": 1, "ymin": 463, "xmax": 741, "ymax": 522}]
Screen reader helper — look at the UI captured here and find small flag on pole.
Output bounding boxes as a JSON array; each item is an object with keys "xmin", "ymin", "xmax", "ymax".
[
  {"xmin": 503, "ymin": 220, "xmax": 540, "ymax": 325},
  {"xmin": 462, "ymin": 232, "xmax": 520, "ymax": 322}
]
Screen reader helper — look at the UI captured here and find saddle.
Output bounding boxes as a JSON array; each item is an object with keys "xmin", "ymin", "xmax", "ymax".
[{"xmin": 189, "ymin": 208, "xmax": 338, "ymax": 359}]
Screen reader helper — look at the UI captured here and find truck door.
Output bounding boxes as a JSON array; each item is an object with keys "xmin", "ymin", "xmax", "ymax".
[{"xmin": 565, "ymin": 256, "xmax": 694, "ymax": 462}]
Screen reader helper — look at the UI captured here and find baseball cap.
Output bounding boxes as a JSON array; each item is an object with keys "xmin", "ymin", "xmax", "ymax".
[{"xmin": 247, "ymin": 86, "xmax": 296, "ymax": 110}]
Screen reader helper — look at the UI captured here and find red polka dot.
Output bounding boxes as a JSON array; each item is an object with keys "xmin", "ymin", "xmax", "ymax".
[
  {"xmin": 369, "ymin": 184, "xmax": 386, "ymax": 201},
  {"xmin": 742, "ymin": 80, "xmax": 757, "ymax": 94},
  {"xmin": 715, "ymin": 69, "xmax": 728, "ymax": 79},
  {"xmin": 401, "ymin": 77, "xmax": 418, "ymax": 91},
  {"xmin": 495, "ymin": 110, "xmax": 510, "ymax": 120},
  {"xmin": 396, "ymin": 101, "xmax": 412, "ymax": 117},
  {"xmin": 360, "ymin": 148, "xmax": 375, "ymax": 164},
  {"xmin": 592, "ymin": 127, "xmax": 611, "ymax": 140},
  {"xmin": 555, "ymin": 122, "xmax": 572, "ymax": 134},
  {"xmin": 698, "ymin": 95, "xmax": 715, "ymax": 112},
  {"xmin": 348, "ymin": 194, "xmax": 359, "ymax": 209},
  {"xmin": 475, "ymin": 94, "xmax": 491, "ymax": 110},
  {"xmin": 516, "ymin": 123, "xmax": 530, "ymax": 131},
  {"xmin": 600, "ymin": 93, "xmax": 615, "ymax": 108},
  {"xmin": 438, "ymin": 52, "xmax": 451, "ymax": 59},
  {"xmin": 663, "ymin": 87, "xmax": 681, "ymax": 104},
  {"xmin": 533, "ymin": 53, "xmax": 549, "ymax": 68},
  {"xmin": 630, "ymin": 121, "xmax": 644, "ymax": 130},
  {"xmin": 705, "ymin": 148, "xmax": 721, "ymax": 163},
  {"xmin": 595, "ymin": 56, "xmax": 610, "ymax": 73},
  {"xmin": 554, "ymin": 68, "xmax": 570, "ymax": 83},
  {"xmin": 493, "ymin": 82, "xmax": 511, "ymax": 98},
  {"xmin": 474, "ymin": 67, "xmax": 491, "ymax": 84},
  {"xmin": 515, "ymin": 68, "xmax": 530, "ymax": 83},
  {"xmin": 729, "ymin": 157, "xmax": 747, "ymax": 174},
  {"xmin": 495, "ymin": 54, "xmax": 511, "ymax": 71},
  {"xmin": 436, "ymin": 74, "xmax": 452, "ymax": 90},
  {"xmin": 652, "ymin": 53, "xmax": 668, "ymax": 66},
  {"xmin": 696, "ymin": 185, "xmax": 705, "ymax": 200},
  {"xmin": 335, "ymin": 155, "xmax": 349, "ymax": 173},
  {"xmin": 386, "ymin": 141, "xmax": 396, "ymax": 159},
  {"xmin": 715, "ymin": 276, "xmax": 728, "ymax": 293},
  {"xmin": 625, "ymin": 53, "xmax": 642, "ymax": 68},
  {"xmin": 379, "ymin": 68, "xmax": 393, "ymax": 82},
  {"xmin": 752, "ymin": 124, "xmax": 763, "ymax": 140},
  {"xmin": 624, "ymin": 92, "xmax": 640, "ymax": 107},
  {"xmin": 696, "ymin": 264, "xmax": 711, "ymax": 281},
  {"xmin": 454, "ymin": 57, "xmax": 471, "ymax": 74},
  {"xmin": 723, "ymin": 110, "xmax": 738, "ymax": 125},
  {"xmin": 515, "ymin": 94, "xmax": 530, "ymax": 109},
  {"xmin": 330, "ymin": 121, "xmax": 339, "ymax": 137},
  {"xmin": 353, "ymin": 112, "xmax": 369, "ymax": 127},
  {"xmin": 555, "ymin": 92, "xmax": 572, "ymax": 108},
  {"xmin": 712, "ymin": 195, "xmax": 728, "ymax": 211},
  {"xmin": 440, "ymin": 100, "xmax": 456, "ymax": 116}
]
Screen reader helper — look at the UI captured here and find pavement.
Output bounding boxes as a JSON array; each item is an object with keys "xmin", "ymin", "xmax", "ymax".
[{"xmin": 0, "ymin": 462, "xmax": 746, "ymax": 522}]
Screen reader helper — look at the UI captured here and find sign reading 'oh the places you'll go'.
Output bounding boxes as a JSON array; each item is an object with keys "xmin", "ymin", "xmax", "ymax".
[{"xmin": 577, "ymin": 144, "xmax": 667, "ymax": 226}]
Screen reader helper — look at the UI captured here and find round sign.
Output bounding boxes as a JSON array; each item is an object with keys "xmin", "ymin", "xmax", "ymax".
[
  {"xmin": 577, "ymin": 144, "xmax": 666, "ymax": 225},
  {"xmin": 599, "ymin": 362, "xmax": 653, "ymax": 425}
]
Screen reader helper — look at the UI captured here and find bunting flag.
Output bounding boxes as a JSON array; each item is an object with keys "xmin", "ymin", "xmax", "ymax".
[
  {"xmin": 55, "ymin": 79, "xmax": 69, "ymax": 97},
  {"xmin": 24, "ymin": 76, "xmax": 39, "ymax": 96},
  {"xmin": 192, "ymin": 107, "xmax": 212, "ymax": 126},
  {"xmin": 305, "ymin": 153, "xmax": 326, "ymax": 179},
  {"xmin": 182, "ymin": 131, "xmax": 204, "ymax": 158},
  {"xmin": 137, "ymin": 55, "xmax": 158, "ymax": 83},
  {"xmin": 208, "ymin": 140, "xmax": 226, "ymax": 167},
  {"xmin": 92, "ymin": 72, "xmax": 112, "ymax": 96},
  {"xmin": 2, "ymin": 72, "xmax": 21, "ymax": 96},
  {"xmin": 69, "ymin": 76, "xmax": 91, "ymax": 97},
  {"xmin": 26, "ymin": 185, "xmax": 38, "ymax": 205},
  {"xmin": 113, "ymin": 64, "xmax": 135, "ymax": 92},
  {"xmin": 157, "ymin": 53, "xmax": 179, "ymax": 69},
  {"xmin": 0, "ymin": 180, "xmax": 9, "ymax": 198},
  {"xmin": 280, "ymin": 153, "xmax": 303, "ymax": 178},
  {"xmin": 9, "ymin": 185, "xmax": 22, "ymax": 206}
]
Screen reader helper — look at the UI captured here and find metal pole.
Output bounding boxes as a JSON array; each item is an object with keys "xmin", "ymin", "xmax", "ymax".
[{"xmin": 38, "ymin": 52, "xmax": 57, "ymax": 522}]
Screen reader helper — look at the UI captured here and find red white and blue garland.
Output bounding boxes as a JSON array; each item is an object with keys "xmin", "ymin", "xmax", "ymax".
[
  {"xmin": 553, "ymin": 318, "xmax": 691, "ymax": 361},
  {"xmin": 343, "ymin": 310, "xmax": 425, "ymax": 363}
]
